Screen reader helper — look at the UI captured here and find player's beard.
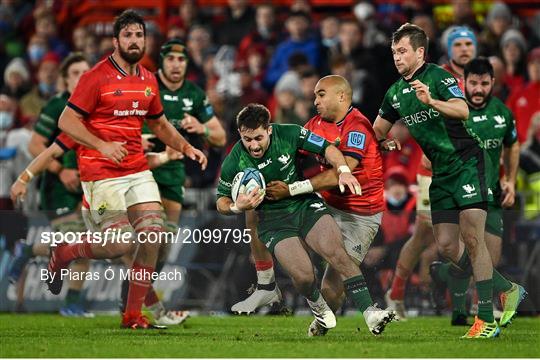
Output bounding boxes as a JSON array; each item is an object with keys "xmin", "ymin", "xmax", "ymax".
[
  {"xmin": 119, "ymin": 44, "xmax": 145, "ymax": 64},
  {"xmin": 466, "ymin": 88, "xmax": 492, "ymax": 108}
]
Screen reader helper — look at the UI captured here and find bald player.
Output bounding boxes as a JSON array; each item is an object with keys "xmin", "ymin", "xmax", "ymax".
[{"xmin": 234, "ymin": 76, "xmax": 395, "ymax": 336}]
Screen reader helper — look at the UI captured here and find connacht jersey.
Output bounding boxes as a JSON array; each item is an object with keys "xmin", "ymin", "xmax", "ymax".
[
  {"xmin": 142, "ymin": 75, "xmax": 214, "ymax": 186},
  {"xmin": 217, "ymin": 123, "xmax": 330, "ymax": 213},
  {"xmin": 379, "ymin": 63, "xmax": 480, "ymax": 176},
  {"xmin": 465, "ymin": 96, "xmax": 517, "ymax": 190}
]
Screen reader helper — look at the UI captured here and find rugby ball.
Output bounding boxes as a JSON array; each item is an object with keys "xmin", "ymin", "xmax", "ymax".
[{"xmin": 231, "ymin": 168, "xmax": 266, "ymax": 202}]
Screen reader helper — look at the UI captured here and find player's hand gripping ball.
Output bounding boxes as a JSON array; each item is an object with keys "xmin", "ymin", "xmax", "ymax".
[{"xmin": 231, "ymin": 168, "xmax": 266, "ymax": 203}]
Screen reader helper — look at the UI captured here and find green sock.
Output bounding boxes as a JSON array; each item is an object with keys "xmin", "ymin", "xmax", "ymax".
[
  {"xmin": 65, "ymin": 289, "xmax": 81, "ymax": 306},
  {"xmin": 307, "ymin": 287, "xmax": 321, "ymax": 302},
  {"xmin": 344, "ymin": 275, "xmax": 372, "ymax": 313},
  {"xmin": 492, "ymin": 269, "xmax": 512, "ymax": 293},
  {"xmin": 476, "ymin": 279, "xmax": 494, "ymax": 323},
  {"xmin": 448, "ymin": 274, "xmax": 469, "ymax": 315},
  {"xmin": 438, "ymin": 263, "xmax": 451, "ymax": 282}
]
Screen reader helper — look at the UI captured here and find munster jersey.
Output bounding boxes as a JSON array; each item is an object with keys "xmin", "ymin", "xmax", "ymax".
[
  {"xmin": 379, "ymin": 63, "xmax": 481, "ymax": 177},
  {"xmin": 217, "ymin": 124, "xmax": 330, "ymax": 215},
  {"xmin": 304, "ymin": 107, "xmax": 385, "ymax": 215},
  {"xmin": 67, "ymin": 56, "xmax": 164, "ymax": 181}
]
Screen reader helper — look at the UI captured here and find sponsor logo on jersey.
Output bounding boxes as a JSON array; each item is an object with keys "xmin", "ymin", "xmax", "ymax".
[
  {"xmin": 462, "ymin": 184, "xmax": 477, "ymax": 198},
  {"xmin": 472, "ymin": 115, "xmax": 487, "ymax": 122},
  {"xmin": 113, "ymin": 89, "xmax": 123, "ymax": 96},
  {"xmin": 218, "ymin": 178, "xmax": 232, "ymax": 189},
  {"xmin": 441, "ymin": 77, "xmax": 456, "ymax": 86},
  {"xmin": 307, "ymin": 133, "xmax": 325, "ymax": 147},
  {"xmin": 402, "ymin": 87, "xmax": 413, "ymax": 94},
  {"xmin": 278, "ymin": 154, "xmax": 290, "ymax": 165},
  {"xmin": 132, "ymin": 101, "xmax": 139, "ymax": 109},
  {"xmin": 182, "ymin": 98, "xmax": 193, "ymax": 111},
  {"xmin": 300, "ymin": 127, "xmax": 308, "ymax": 139},
  {"xmin": 97, "ymin": 202, "xmax": 108, "ymax": 216},
  {"xmin": 392, "ymin": 94, "xmax": 400, "ymax": 109},
  {"xmin": 310, "ymin": 202, "xmax": 326, "ymax": 212},
  {"xmin": 401, "ymin": 108, "xmax": 440, "ymax": 126},
  {"xmin": 145, "ymin": 87, "xmax": 152, "ymax": 97},
  {"xmin": 163, "ymin": 94, "xmax": 179, "ymax": 101},
  {"xmin": 347, "ymin": 131, "xmax": 366, "ymax": 150},
  {"xmin": 448, "ymin": 85, "xmax": 464, "ymax": 97},
  {"xmin": 113, "ymin": 109, "xmax": 148, "ymax": 116},
  {"xmin": 257, "ymin": 158, "xmax": 272, "ymax": 170},
  {"xmin": 493, "ymin": 115, "xmax": 506, "ymax": 128},
  {"xmin": 483, "ymin": 138, "xmax": 502, "ymax": 149}
]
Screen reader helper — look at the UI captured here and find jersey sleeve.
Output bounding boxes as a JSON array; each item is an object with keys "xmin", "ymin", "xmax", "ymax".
[
  {"xmin": 216, "ymin": 149, "xmax": 239, "ymax": 199},
  {"xmin": 34, "ymin": 99, "xmax": 61, "ymax": 143},
  {"xmin": 503, "ymin": 107, "xmax": 518, "ymax": 147},
  {"xmin": 146, "ymin": 77, "xmax": 164, "ymax": 119},
  {"xmin": 285, "ymin": 124, "xmax": 330, "ymax": 155},
  {"xmin": 378, "ymin": 89, "xmax": 400, "ymax": 124},
  {"xmin": 54, "ymin": 132, "xmax": 77, "ymax": 152},
  {"xmin": 193, "ymin": 87, "xmax": 215, "ymax": 123},
  {"xmin": 433, "ymin": 67, "xmax": 465, "ymax": 101},
  {"xmin": 67, "ymin": 71, "xmax": 100, "ymax": 117},
  {"xmin": 340, "ymin": 119, "xmax": 372, "ymax": 162}
]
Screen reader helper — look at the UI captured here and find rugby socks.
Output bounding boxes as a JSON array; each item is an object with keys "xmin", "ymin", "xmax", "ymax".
[
  {"xmin": 344, "ymin": 275, "xmax": 373, "ymax": 313},
  {"xmin": 255, "ymin": 260, "xmax": 276, "ymax": 291},
  {"xmin": 447, "ymin": 252, "xmax": 472, "ymax": 317},
  {"xmin": 476, "ymin": 279, "xmax": 494, "ymax": 323},
  {"xmin": 492, "ymin": 270, "xmax": 513, "ymax": 293},
  {"xmin": 57, "ymin": 235, "xmax": 94, "ymax": 263},
  {"xmin": 65, "ymin": 288, "xmax": 82, "ymax": 306},
  {"xmin": 437, "ymin": 263, "xmax": 451, "ymax": 282},
  {"xmin": 307, "ymin": 286, "xmax": 321, "ymax": 302},
  {"xmin": 124, "ymin": 263, "xmax": 154, "ymax": 320},
  {"xmin": 390, "ymin": 262, "xmax": 411, "ymax": 300},
  {"xmin": 144, "ymin": 287, "xmax": 166, "ymax": 319}
]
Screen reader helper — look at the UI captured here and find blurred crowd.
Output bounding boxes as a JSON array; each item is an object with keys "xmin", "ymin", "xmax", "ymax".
[{"xmin": 0, "ymin": 0, "xmax": 539, "ymax": 273}]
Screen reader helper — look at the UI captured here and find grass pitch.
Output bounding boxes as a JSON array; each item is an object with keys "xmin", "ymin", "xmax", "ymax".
[{"xmin": 1, "ymin": 314, "xmax": 539, "ymax": 358}]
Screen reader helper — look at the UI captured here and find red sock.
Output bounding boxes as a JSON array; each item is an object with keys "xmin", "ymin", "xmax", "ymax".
[
  {"xmin": 390, "ymin": 263, "xmax": 410, "ymax": 300},
  {"xmin": 125, "ymin": 263, "xmax": 154, "ymax": 319},
  {"xmin": 144, "ymin": 285, "xmax": 159, "ymax": 307},
  {"xmin": 57, "ymin": 235, "xmax": 94, "ymax": 263},
  {"xmin": 255, "ymin": 260, "xmax": 273, "ymax": 271}
]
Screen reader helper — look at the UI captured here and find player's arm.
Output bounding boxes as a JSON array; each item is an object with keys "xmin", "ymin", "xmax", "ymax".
[
  {"xmin": 28, "ymin": 131, "xmax": 63, "ymax": 173},
  {"xmin": 181, "ymin": 114, "xmax": 227, "ymax": 147},
  {"xmin": 410, "ymin": 79, "xmax": 468, "ymax": 121},
  {"xmin": 216, "ymin": 188, "xmax": 265, "ymax": 215},
  {"xmin": 11, "ymin": 143, "xmax": 66, "ymax": 203},
  {"xmin": 146, "ymin": 148, "xmax": 184, "ymax": 170},
  {"xmin": 373, "ymin": 116, "xmax": 401, "ymax": 151},
  {"xmin": 266, "ymin": 156, "xmax": 359, "ymax": 200},
  {"xmin": 501, "ymin": 141, "xmax": 520, "ymax": 208},
  {"xmin": 58, "ymin": 107, "xmax": 128, "ymax": 164},
  {"xmin": 146, "ymin": 114, "xmax": 208, "ymax": 170}
]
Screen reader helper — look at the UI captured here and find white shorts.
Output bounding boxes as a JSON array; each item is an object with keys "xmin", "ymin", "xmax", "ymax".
[
  {"xmin": 81, "ymin": 170, "xmax": 161, "ymax": 227},
  {"xmin": 328, "ymin": 206, "xmax": 382, "ymax": 264},
  {"xmin": 416, "ymin": 174, "xmax": 432, "ymax": 222}
]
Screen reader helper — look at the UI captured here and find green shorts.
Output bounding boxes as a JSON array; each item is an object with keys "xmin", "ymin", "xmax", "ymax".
[
  {"xmin": 258, "ymin": 195, "xmax": 331, "ymax": 254},
  {"xmin": 486, "ymin": 203, "xmax": 503, "ymax": 238},
  {"xmin": 40, "ymin": 176, "xmax": 82, "ymax": 221},
  {"xmin": 157, "ymin": 181, "xmax": 185, "ymax": 204},
  {"xmin": 430, "ymin": 155, "xmax": 492, "ymax": 224}
]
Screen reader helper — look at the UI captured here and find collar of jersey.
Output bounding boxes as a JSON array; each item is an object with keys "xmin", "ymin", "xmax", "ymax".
[
  {"xmin": 335, "ymin": 106, "xmax": 354, "ymax": 127},
  {"xmin": 108, "ymin": 55, "xmax": 140, "ymax": 77},
  {"xmin": 403, "ymin": 62, "xmax": 428, "ymax": 83}
]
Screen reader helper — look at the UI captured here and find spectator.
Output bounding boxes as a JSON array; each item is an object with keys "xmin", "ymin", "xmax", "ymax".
[
  {"xmin": 83, "ymin": 32, "xmax": 100, "ymax": 65},
  {"xmin": 19, "ymin": 52, "xmax": 59, "ymax": 122},
  {"xmin": 33, "ymin": 10, "xmax": 68, "ymax": 58},
  {"xmin": 139, "ymin": 23, "xmax": 161, "ymax": 72},
  {"xmin": 500, "ymin": 29, "xmax": 528, "ymax": 90},
  {"xmin": 168, "ymin": 0, "xmax": 208, "ymax": 39},
  {"xmin": 186, "ymin": 25, "xmax": 214, "ymax": 87},
  {"xmin": 264, "ymin": 11, "xmax": 320, "ymax": 89},
  {"xmin": 295, "ymin": 68, "xmax": 319, "ymax": 123},
  {"xmin": 507, "ymin": 47, "xmax": 540, "ymax": 144},
  {"xmin": 245, "ymin": 45, "xmax": 267, "ymax": 88},
  {"xmin": 71, "ymin": 26, "xmax": 88, "ymax": 52},
  {"xmin": 26, "ymin": 33, "xmax": 48, "ymax": 68},
  {"xmin": 218, "ymin": 0, "xmax": 255, "ymax": 47},
  {"xmin": 320, "ymin": 16, "xmax": 340, "ymax": 50},
  {"xmin": 236, "ymin": 4, "xmax": 279, "ymax": 68},
  {"xmin": 451, "ymin": 0, "xmax": 480, "ymax": 31},
  {"xmin": 518, "ymin": 113, "xmax": 540, "ymax": 220},
  {"xmin": 335, "ymin": 20, "xmax": 362, "ymax": 61},
  {"xmin": 489, "ymin": 56, "xmax": 511, "ymax": 102},
  {"xmin": 0, "ymin": 93, "xmax": 19, "ymax": 209},
  {"xmin": 2, "ymin": 57, "xmax": 30, "ymax": 99},
  {"xmin": 479, "ymin": 2, "xmax": 513, "ymax": 57},
  {"xmin": 412, "ymin": 14, "xmax": 442, "ymax": 63},
  {"xmin": 98, "ymin": 36, "xmax": 114, "ymax": 59},
  {"xmin": 274, "ymin": 53, "xmax": 310, "ymax": 99},
  {"xmin": 352, "ymin": 2, "xmax": 387, "ymax": 48},
  {"xmin": 383, "ymin": 121, "xmax": 422, "ymax": 185}
]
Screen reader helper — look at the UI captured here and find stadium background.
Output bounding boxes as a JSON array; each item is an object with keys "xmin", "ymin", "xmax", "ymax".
[{"xmin": 0, "ymin": 0, "xmax": 539, "ymax": 317}]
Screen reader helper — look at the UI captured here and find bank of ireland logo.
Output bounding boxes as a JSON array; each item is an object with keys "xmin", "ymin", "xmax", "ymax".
[
  {"xmin": 462, "ymin": 184, "xmax": 477, "ymax": 198},
  {"xmin": 132, "ymin": 101, "xmax": 139, "ymax": 109}
]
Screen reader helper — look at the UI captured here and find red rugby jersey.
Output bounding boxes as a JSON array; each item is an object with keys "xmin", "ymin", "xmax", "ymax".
[
  {"xmin": 304, "ymin": 107, "xmax": 385, "ymax": 215},
  {"xmin": 67, "ymin": 56, "xmax": 163, "ymax": 181}
]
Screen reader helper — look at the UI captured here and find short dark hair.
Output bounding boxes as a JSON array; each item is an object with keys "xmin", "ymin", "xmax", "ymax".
[
  {"xmin": 60, "ymin": 52, "xmax": 88, "ymax": 78},
  {"xmin": 113, "ymin": 10, "xmax": 146, "ymax": 38},
  {"xmin": 464, "ymin": 57, "xmax": 494, "ymax": 79},
  {"xmin": 236, "ymin": 103, "xmax": 271, "ymax": 130},
  {"xmin": 392, "ymin": 23, "xmax": 429, "ymax": 53}
]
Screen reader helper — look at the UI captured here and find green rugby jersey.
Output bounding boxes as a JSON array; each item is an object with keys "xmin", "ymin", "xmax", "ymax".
[
  {"xmin": 217, "ymin": 123, "xmax": 330, "ymax": 213},
  {"xmin": 466, "ymin": 96, "xmax": 517, "ymax": 191},
  {"xmin": 34, "ymin": 91, "xmax": 80, "ymax": 211},
  {"xmin": 379, "ymin": 63, "xmax": 481, "ymax": 176},
  {"xmin": 143, "ymin": 75, "xmax": 214, "ymax": 185}
]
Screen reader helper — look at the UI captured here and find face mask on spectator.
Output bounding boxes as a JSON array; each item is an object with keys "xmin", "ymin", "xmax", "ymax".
[
  {"xmin": 0, "ymin": 111, "xmax": 14, "ymax": 130},
  {"xmin": 38, "ymin": 82, "xmax": 55, "ymax": 95},
  {"xmin": 28, "ymin": 45, "xmax": 46, "ymax": 63},
  {"xmin": 387, "ymin": 195, "xmax": 406, "ymax": 207}
]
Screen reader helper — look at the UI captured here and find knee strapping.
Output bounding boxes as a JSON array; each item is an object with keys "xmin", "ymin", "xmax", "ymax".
[{"xmin": 133, "ymin": 213, "xmax": 164, "ymax": 233}]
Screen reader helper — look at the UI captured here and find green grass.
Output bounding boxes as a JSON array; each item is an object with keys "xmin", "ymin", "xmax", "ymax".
[{"xmin": 1, "ymin": 314, "xmax": 539, "ymax": 358}]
